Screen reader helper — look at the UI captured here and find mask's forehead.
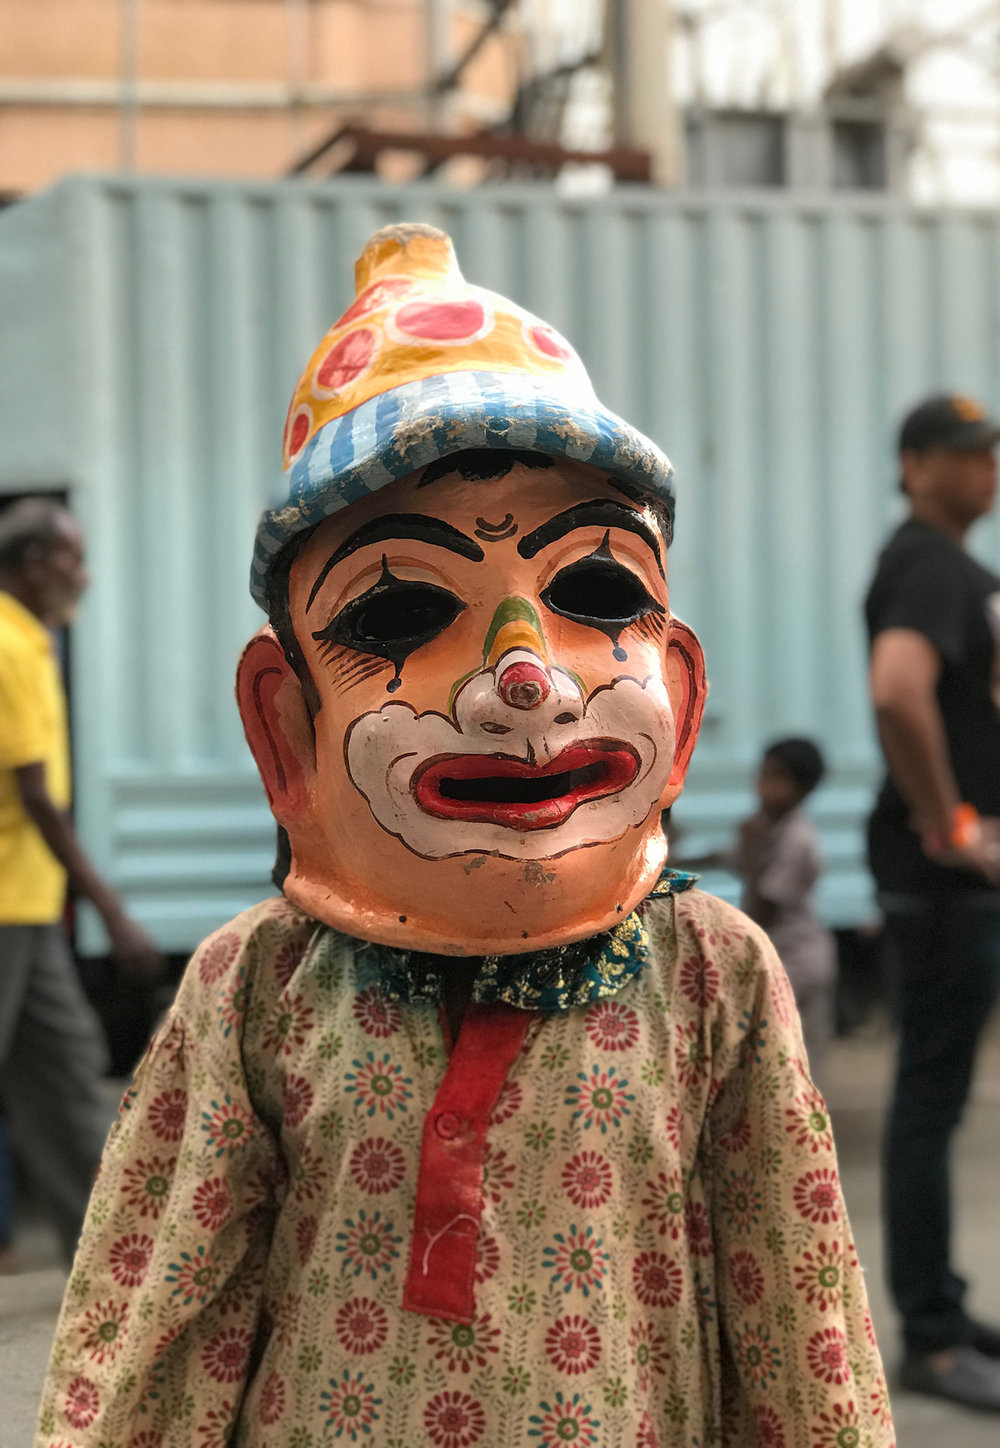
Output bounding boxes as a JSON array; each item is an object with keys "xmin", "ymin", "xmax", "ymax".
[{"xmin": 289, "ymin": 455, "xmax": 669, "ymax": 602}]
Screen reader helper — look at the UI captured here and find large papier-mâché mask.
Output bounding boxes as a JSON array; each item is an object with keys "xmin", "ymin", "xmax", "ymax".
[{"xmin": 240, "ymin": 454, "xmax": 705, "ymax": 952}]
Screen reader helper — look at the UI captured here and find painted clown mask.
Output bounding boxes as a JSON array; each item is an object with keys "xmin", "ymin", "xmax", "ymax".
[{"xmin": 239, "ymin": 451, "xmax": 705, "ymax": 952}]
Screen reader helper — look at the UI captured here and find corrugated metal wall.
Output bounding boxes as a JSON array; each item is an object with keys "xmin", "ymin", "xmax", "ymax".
[{"xmin": 3, "ymin": 175, "xmax": 1000, "ymax": 949}]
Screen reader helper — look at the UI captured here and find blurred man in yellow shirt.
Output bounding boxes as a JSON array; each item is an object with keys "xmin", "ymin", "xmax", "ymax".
[{"xmin": 0, "ymin": 498, "xmax": 158, "ymax": 1262}]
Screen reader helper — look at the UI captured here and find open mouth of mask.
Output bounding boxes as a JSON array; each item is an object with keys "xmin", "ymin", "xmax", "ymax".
[{"xmin": 413, "ymin": 741, "xmax": 639, "ymax": 829}]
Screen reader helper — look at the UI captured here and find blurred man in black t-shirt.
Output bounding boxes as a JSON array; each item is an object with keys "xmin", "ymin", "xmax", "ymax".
[{"xmin": 867, "ymin": 393, "xmax": 1000, "ymax": 1409}]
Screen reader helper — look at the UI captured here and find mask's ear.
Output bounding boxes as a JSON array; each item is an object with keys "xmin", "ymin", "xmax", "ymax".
[
  {"xmin": 236, "ymin": 628, "xmax": 315, "ymax": 823},
  {"xmin": 662, "ymin": 617, "xmax": 707, "ymax": 805}
]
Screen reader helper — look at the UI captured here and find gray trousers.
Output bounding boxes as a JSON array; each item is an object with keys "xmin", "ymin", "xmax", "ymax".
[{"xmin": 0, "ymin": 923, "xmax": 111, "ymax": 1261}]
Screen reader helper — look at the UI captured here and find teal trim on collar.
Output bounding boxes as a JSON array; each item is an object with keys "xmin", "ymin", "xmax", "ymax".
[
  {"xmin": 351, "ymin": 866, "xmax": 697, "ymax": 1013},
  {"xmin": 651, "ymin": 867, "xmax": 698, "ymax": 897}
]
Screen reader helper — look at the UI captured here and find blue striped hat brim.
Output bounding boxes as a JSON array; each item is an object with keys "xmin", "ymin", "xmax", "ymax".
[{"xmin": 251, "ymin": 371, "xmax": 674, "ymax": 610}]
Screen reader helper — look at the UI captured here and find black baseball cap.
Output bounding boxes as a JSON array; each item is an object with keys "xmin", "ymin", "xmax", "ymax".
[{"xmin": 898, "ymin": 393, "xmax": 1000, "ymax": 453}]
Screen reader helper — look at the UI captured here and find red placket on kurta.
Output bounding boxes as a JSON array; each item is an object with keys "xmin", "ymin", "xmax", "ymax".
[{"xmin": 401, "ymin": 1000, "xmax": 533, "ymax": 1323}]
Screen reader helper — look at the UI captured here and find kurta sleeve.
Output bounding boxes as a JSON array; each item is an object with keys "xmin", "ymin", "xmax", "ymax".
[
  {"xmin": 706, "ymin": 924, "xmax": 894, "ymax": 1447},
  {"xmin": 34, "ymin": 916, "xmax": 286, "ymax": 1448}
]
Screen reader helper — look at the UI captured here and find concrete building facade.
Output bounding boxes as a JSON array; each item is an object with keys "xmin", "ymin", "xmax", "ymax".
[{"xmin": 0, "ymin": 0, "xmax": 520, "ymax": 196}]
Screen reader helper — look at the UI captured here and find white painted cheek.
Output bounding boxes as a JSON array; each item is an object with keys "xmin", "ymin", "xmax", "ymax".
[
  {"xmin": 575, "ymin": 675, "xmax": 675, "ymax": 821},
  {"xmin": 345, "ymin": 704, "xmax": 459, "ymax": 840},
  {"xmin": 341, "ymin": 671, "xmax": 676, "ymax": 860}
]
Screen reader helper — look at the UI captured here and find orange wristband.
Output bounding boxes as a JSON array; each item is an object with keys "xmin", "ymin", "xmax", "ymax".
[
  {"xmin": 949, "ymin": 802, "xmax": 981, "ymax": 850},
  {"xmin": 922, "ymin": 803, "xmax": 981, "ymax": 859}
]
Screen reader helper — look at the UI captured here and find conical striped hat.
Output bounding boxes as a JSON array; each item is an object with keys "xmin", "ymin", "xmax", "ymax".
[{"xmin": 251, "ymin": 223, "xmax": 674, "ymax": 608}]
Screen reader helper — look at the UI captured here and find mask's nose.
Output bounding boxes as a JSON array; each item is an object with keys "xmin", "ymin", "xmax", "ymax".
[
  {"xmin": 497, "ymin": 659, "xmax": 550, "ymax": 710},
  {"xmin": 485, "ymin": 599, "xmax": 552, "ymax": 710},
  {"xmin": 455, "ymin": 597, "xmax": 583, "ymax": 741}
]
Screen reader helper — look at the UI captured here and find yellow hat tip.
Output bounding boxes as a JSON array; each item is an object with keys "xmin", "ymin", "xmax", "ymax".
[{"xmin": 354, "ymin": 222, "xmax": 462, "ymax": 294}]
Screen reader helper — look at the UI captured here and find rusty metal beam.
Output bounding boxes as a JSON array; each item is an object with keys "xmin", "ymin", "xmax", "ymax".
[{"xmin": 289, "ymin": 124, "xmax": 651, "ymax": 182}]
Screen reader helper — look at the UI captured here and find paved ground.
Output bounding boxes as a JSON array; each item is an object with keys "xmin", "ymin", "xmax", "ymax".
[
  {"xmin": 827, "ymin": 1018, "xmax": 1000, "ymax": 1448},
  {"xmin": 0, "ymin": 1268, "xmax": 74, "ymax": 1448},
  {"xmin": 3, "ymin": 1022, "xmax": 1000, "ymax": 1446}
]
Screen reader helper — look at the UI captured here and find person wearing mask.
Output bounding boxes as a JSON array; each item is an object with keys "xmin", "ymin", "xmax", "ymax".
[
  {"xmin": 866, "ymin": 394, "xmax": 1000, "ymax": 1408},
  {"xmin": 35, "ymin": 225, "xmax": 892, "ymax": 1448}
]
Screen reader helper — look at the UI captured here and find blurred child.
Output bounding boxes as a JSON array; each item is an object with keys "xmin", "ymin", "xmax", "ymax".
[{"xmin": 682, "ymin": 738, "xmax": 837, "ymax": 1084}]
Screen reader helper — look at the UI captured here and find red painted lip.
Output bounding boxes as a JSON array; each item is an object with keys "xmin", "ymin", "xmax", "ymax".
[{"xmin": 413, "ymin": 741, "xmax": 640, "ymax": 829}]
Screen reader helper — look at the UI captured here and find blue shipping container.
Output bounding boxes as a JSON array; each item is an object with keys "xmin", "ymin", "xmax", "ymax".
[{"xmin": 2, "ymin": 175, "xmax": 1000, "ymax": 949}]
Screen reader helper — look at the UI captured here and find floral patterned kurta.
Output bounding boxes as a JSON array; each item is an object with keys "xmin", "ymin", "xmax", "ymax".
[{"xmin": 36, "ymin": 883, "xmax": 894, "ymax": 1448}]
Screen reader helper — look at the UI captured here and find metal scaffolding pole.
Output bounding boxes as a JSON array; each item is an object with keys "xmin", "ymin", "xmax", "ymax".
[
  {"xmin": 606, "ymin": 0, "xmax": 680, "ymax": 185},
  {"xmin": 119, "ymin": 0, "xmax": 140, "ymax": 171}
]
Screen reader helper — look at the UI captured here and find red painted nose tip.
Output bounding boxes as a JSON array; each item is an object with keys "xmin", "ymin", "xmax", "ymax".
[{"xmin": 498, "ymin": 660, "xmax": 550, "ymax": 710}]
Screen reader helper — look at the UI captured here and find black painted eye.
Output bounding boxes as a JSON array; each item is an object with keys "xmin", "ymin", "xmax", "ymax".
[
  {"xmin": 542, "ymin": 558, "xmax": 660, "ymax": 627},
  {"xmin": 313, "ymin": 578, "xmax": 464, "ymax": 661}
]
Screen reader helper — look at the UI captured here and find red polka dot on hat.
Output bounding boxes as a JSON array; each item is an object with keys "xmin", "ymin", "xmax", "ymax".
[
  {"xmin": 393, "ymin": 298, "xmax": 490, "ymax": 343},
  {"xmin": 287, "ymin": 404, "xmax": 312, "ymax": 460},
  {"xmin": 316, "ymin": 329, "xmax": 378, "ymax": 394},
  {"xmin": 339, "ymin": 276, "xmax": 415, "ymax": 329},
  {"xmin": 528, "ymin": 323, "xmax": 573, "ymax": 362}
]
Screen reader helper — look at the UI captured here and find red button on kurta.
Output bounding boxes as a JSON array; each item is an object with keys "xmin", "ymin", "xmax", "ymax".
[{"xmin": 436, "ymin": 1112, "xmax": 461, "ymax": 1139}]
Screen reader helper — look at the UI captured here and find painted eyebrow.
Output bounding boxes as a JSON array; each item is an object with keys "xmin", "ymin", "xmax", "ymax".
[
  {"xmin": 517, "ymin": 500, "xmax": 665, "ymax": 578},
  {"xmin": 306, "ymin": 514, "xmax": 485, "ymax": 611}
]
